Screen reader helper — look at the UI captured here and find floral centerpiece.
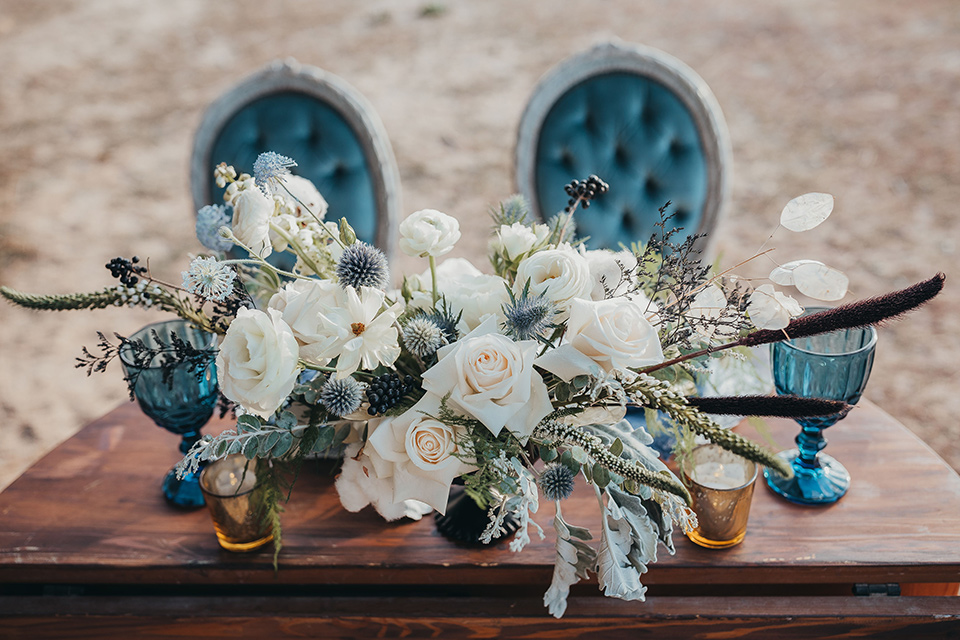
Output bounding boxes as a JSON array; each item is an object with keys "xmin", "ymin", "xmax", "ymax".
[{"xmin": 1, "ymin": 153, "xmax": 943, "ymax": 618}]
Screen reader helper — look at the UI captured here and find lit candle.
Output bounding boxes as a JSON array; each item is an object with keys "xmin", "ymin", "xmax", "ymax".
[{"xmin": 692, "ymin": 460, "xmax": 749, "ymax": 490}]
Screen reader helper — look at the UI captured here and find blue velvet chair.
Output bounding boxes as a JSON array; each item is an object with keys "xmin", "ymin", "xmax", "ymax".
[
  {"xmin": 191, "ymin": 59, "xmax": 401, "ymax": 263},
  {"xmin": 515, "ymin": 42, "xmax": 731, "ymax": 255}
]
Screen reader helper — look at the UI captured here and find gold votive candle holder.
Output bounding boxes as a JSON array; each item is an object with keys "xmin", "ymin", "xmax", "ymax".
[
  {"xmin": 682, "ymin": 443, "xmax": 758, "ymax": 549},
  {"xmin": 199, "ymin": 455, "xmax": 273, "ymax": 552}
]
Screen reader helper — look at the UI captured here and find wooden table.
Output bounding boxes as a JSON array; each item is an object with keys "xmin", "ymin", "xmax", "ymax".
[{"xmin": 1, "ymin": 400, "xmax": 958, "ymax": 638}]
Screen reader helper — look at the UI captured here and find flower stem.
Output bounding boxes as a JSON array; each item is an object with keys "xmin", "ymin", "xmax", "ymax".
[
  {"xmin": 279, "ymin": 183, "xmax": 346, "ymax": 250},
  {"xmin": 429, "ymin": 255, "xmax": 439, "ymax": 306},
  {"xmin": 267, "ymin": 222, "xmax": 326, "ymax": 277}
]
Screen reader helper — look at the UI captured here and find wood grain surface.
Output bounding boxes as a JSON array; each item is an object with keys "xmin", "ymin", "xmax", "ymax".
[
  {"xmin": 1, "ymin": 400, "xmax": 959, "ymax": 636},
  {"xmin": 1, "ymin": 400, "xmax": 960, "ymax": 588}
]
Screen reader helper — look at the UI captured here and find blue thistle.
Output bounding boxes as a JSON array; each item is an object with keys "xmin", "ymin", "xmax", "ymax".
[
  {"xmin": 503, "ymin": 282, "xmax": 555, "ymax": 340},
  {"xmin": 196, "ymin": 204, "xmax": 233, "ymax": 252},
  {"xmin": 402, "ymin": 316, "xmax": 445, "ymax": 358},
  {"xmin": 493, "ymin": 194, "xmax": 531, "ymax": 226},
  {"xmin": 320, "ymin": 376, "xmax": 363, "ymax": 418},
  {"xmin": 253, "ymin": 152, "xmax": 297, "ymax": 192},
  {"xmin": 539, "ymin": 462, "xmax": 576, "ymax": 501},
  {"xmin": 336, "ymin": 242, "xmax": 390, "ymax": 291}
]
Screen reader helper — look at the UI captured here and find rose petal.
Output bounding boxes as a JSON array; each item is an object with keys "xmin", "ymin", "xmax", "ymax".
[
  {"xmin": 792, "ymin": 262, "xmax": 849, "ymax": 301},
  {"xmin": 780, "ymin": 193, "xmax": 834, "ymax": 232}
]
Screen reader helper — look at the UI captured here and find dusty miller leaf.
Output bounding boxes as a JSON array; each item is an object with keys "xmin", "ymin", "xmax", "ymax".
[{"xmin": 543, "ymin": 505, "xmax": 596, "ymax": 618}]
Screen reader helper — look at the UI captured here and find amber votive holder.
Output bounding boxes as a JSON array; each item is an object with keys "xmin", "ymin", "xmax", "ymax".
[
  {"xmin": 199, "ymin": 455, "xmax": 273, "ymax": 552},
  {"xmin": 682, "ymin": 443, "xmax": 758, "ymax": 549}
]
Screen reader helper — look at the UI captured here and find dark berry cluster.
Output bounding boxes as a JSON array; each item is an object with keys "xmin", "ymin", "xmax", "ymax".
[
  {"xmin": 563, "ymin": 174, "xmax": 609, "ymax": 212},
  {"xmin": 366, "ymin": 372, "xmax": 416, "ymax": 416},
  {"xmin": 106, "ymin": 256, "xmax": 147, "ymax": 286}
]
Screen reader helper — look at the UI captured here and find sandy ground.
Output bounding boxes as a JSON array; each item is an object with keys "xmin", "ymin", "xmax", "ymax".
[{"xmin": 1, "ymin": 0, "xmax": 958, "ymax": 490}]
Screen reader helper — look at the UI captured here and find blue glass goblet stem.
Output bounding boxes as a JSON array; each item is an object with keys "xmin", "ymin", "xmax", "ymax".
[
  {"xmin": 119, "ymin": 319, "xmax": 218, "ymax": 509},
  {"xmin": 764, "ymin": 310, "xmax": 876, "ymax": 505}
]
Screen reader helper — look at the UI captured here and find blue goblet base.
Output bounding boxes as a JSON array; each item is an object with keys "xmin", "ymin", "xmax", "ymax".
[
  {"xmin": 162, "ymin": 466, "xmax": 205, "ymax": 510},
  {"xmin": 764, "ymin": 449, "xmax": 850, "ymax": 505}
]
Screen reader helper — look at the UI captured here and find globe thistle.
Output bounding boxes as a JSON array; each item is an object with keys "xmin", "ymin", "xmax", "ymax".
[
  {"xmin": 503, "ymin": 288, "xmax": 555, "ymax": 340},
  {"xmin": 320, "ymin": 376, "xmax": 363, "ymax": 418},
  {"xmin": 195, "ymin": 204, "xmax": 234, "ymax": 252},
  {"xmin": 253, "ymin": 151, "xmax": 297, "ymax": 193},
  {"xmin": 538, "ymin": 462, "xmax": 576, "ymax": 501},
  {"xmin": 402, "ymin": 316, "xmax": 445, "ymax": 358},
  {"xmin": 336, "ymin": 242, "xmax": 390, "ymax": 291},
  {"xmin": 182, "ymin": 256, "xmax": 237, "ymax": 302}
]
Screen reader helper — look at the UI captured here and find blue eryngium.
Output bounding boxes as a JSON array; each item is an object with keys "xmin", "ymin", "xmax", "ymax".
[
  {"xmin": 336, "ymin": 242, "xmax": 390, "ymax": 291},
  {"xmin": 320, "ymin": 376, "xmax": 363, "ymax": 418}
]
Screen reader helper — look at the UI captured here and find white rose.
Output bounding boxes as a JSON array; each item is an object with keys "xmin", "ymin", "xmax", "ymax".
[
  {"xmin": 277, "ymin": 174, "xmax": 328, "ymax": 221},
  {"xmin": 536, "ymin": 298, "xmax": 664, "ymax": 381},
  {"xmin": 514, "ymin": 243, "xmax": 592, "ymax": 316},
  {"xmin": 335, "ymin": 441, "xmax": 433, "ymax": 522},
  {"xmin": 366, "ymin": 395, "xmax": 476, "ymax": 514},
  {"xmin": 493, "ymin": 222, "xmax": 550, "ymax": 261},
  {"xmin": 421, "ymin": 317, "xmax": 553, "ymax": 442},
  {"xmin": 399, "ymin": 209, "xmax": 461, "ymax": 258},
  {"xmin": 267, "ymin": 279, "xmax": 343, "ymax": 364},
  {"xmin": 216, "ymin": 307, "xmax": 301, "ymax": 418},
  {"xmin": 748, "ymin": 284, "xmax": 803, "ymax": 330},
  {"xmin": 567, "ymin": 297, "xmax": 664, "ymax": 372},
  {"xmin": 230, "ymin": 185, "xmax": 275, "ymax": 258}
]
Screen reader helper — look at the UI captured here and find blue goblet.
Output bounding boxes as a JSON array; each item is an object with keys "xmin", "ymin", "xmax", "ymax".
[
  {"xmin": 119, "ymin": 319, "xmax": 218, "ymax": 509},
  {"xmin": 764, "ymin": 310, "xmax": 877, "ymax": 505}
]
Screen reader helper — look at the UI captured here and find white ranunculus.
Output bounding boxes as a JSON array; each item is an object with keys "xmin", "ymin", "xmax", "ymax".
[
  {"xmin": 216, "ymin": 307, "xmax": 301, "ymax": 418},
  {"xmin": 267, "ymin": 279, "xmax": 343, "ymax": 365},
  {"xmin": 408, "ymin": 258, "xmax": 510, "ymax": 333},
  {"xmin": 493, "ymin": 222, "xmax": 550, "ymax": 261},
  {"xmin": 421, "ymin": 317, "xmax": 553, "ymax": 442},
  {"xmin": 748, "ymin": 284, "xmax": 803, "ymax": 330},
  {"xmin": 230, "ymin": 185, "xmax": 276, "ymax": 258},
  {"xmin": 335, "ymin": 441, "xmax": 433, "ymax": 521},
  {"xmin": 366, "ymin": 395, "xmax": 476, "ymax": 514},
  {"xmin": 535, "ymin": 297, "xmax": 663, "ymax": 381},
  {"xmin": 399, "ymin": 209, "xmax": 461, "ymax": 258},
  {"xmin": 277, "ymin": 174, "xmax": 328, "ymax": 221}
]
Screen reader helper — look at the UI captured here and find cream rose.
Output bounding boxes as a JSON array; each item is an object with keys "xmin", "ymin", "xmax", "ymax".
[
  {"xmin": 399, "ymin": 209, "xmax": 461, "ymax": 258},
  {"xmin": 421, "ymin": 317, "xmax": 553, "ymax": 442},
  {"xmin": 335, "ymin": 440, "xmax": 433, "ymax": 522},
  {"xmin": 229, "ymin": 184, "xmax": 275, "ymax": 258},
  {"xmin": 216, "ymin": 307, "xmax": 301, "ymax": 418},
  {"xmin": 513, "ymin": 244, "xmax": 592, "ymax": 316},
  {"xmin": 536, "ymin": 297, "xmax": 664, "ymax": 381},
  {"xmin": 366, "ymin": 395, "xmax": 476, "ymax": 513},
  {"xmin": 584, "ymin": 248, "xmax": 638, "ymax": 300}
]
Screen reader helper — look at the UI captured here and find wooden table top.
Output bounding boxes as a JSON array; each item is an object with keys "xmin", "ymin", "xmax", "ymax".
[{"xmin": 1, "ymin": 399, "xmax": 959, "ymax": 589}]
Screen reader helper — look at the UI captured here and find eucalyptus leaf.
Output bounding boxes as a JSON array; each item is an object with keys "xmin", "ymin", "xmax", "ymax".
[
  {"xmin": 272, "ymin": 432, "xmax": 294, "ymax": 458},
  {"xmin": 539, "ymin": 445, "xmax": 559, "ymax": 462},
  {"xmin": 609, "ymin": 437, "xmax": 624, "ymax": 458},
  {"xmin": 242, "ymin": 436, "xmax": 259, "ymax": 460},
  {"xmin": 312, "ymin": 426, "xmax": 336, "ymax": 453},
  {"xmin": 260, "ymin": 431, "xmax": 281, "ymax": 456}
]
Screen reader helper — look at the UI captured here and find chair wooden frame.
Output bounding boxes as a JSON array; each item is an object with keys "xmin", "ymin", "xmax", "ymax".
[
  {"xmin": 190, "ymin": 58, "xmax": 401, "ymax": 260},
  {"xmin": 515, "ymin": 41, "xmax": 732, "ymax": 256}
]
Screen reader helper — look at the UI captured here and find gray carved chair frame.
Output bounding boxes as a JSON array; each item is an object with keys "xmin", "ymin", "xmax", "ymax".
[
  {"xmin": 191, "ymin": 58, "xmax": 401, "ymax": 262},
  {"xmin": 515, "ymin": 41, "xmax": 732, "ymax": 256}
]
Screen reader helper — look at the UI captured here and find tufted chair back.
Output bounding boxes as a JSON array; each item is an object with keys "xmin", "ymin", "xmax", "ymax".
[
  {"xmin": 516, "ymin": 42, "xmax": 731, "ymax": 256},
  {"xmin": 191, "ymin": 59, "xmax": 400, "ymax": 264}
]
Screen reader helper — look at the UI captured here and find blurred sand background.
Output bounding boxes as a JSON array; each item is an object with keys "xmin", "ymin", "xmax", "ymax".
[{"xmin": 1, "ymin": 0, "xmax": 957, "ymax": 490}]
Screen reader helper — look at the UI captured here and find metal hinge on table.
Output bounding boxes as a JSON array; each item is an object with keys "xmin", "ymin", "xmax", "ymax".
[{"xmin": 853, "ymin": 583, "xmax": 901, "ymax": 596}]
